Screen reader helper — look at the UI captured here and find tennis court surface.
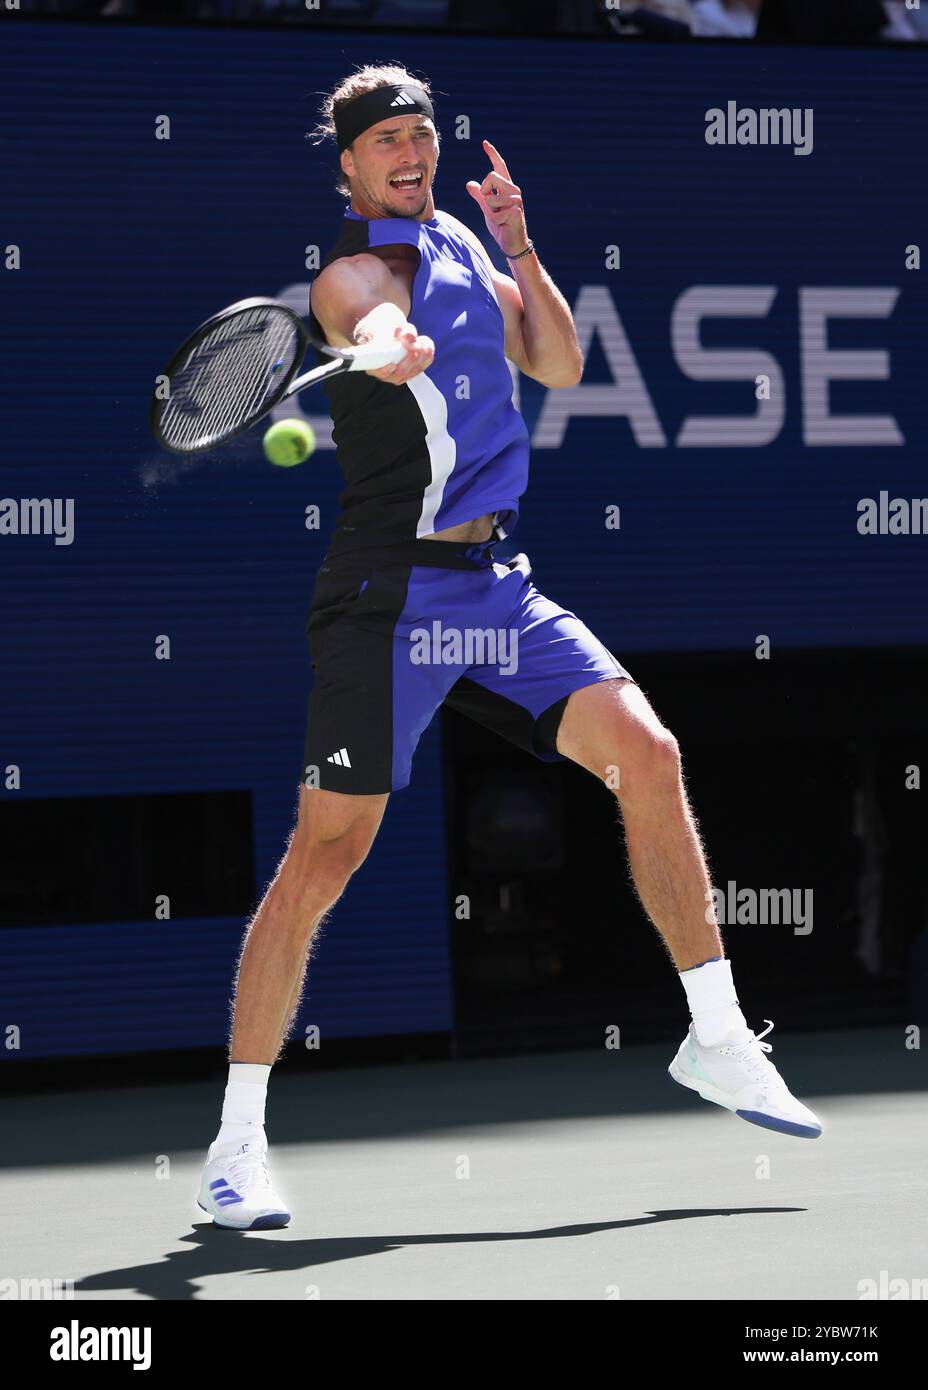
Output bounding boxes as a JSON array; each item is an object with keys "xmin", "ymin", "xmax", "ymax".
[{"xmin": 3, "ymin": 1026, "xmax": 925, "ymax": 1301}]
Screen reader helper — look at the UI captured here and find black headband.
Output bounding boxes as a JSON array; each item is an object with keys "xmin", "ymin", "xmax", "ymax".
[{"xmin": 334, "ymin": 84, "xmax": 435, "ymax": 151}]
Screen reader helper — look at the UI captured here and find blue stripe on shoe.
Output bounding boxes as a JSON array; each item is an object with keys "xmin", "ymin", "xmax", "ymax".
[
  {"xmin": 209, "ymin": 1179, "xmax": 244, "ymax": 1203},
  {"xmin": 736, "ymin": 1108, "xmax": 821, "ymax": 1138}
]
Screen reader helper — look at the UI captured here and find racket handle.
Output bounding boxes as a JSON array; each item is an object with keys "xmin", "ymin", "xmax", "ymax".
[
  {"xmin": 284, "ymin": 339, "xmax": 411, "ymax": 398},
  {"xmin": 345, "ymin": 340, "xmax": 409, "ymax": 371}
]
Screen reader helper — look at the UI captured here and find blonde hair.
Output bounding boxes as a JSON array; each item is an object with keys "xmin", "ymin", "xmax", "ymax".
[{"xmin": 307, "ymin": 62, "xmax": 438, "ymax": 200}]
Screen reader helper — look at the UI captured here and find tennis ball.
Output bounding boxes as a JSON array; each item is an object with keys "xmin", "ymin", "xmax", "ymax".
[{"xmin": 263, "ymin": 418, "xmax": 316, "ymax": 467}]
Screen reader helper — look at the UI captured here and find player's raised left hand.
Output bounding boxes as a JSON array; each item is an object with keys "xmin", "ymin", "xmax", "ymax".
[{"xmin": 465, "ymin": 140, "xmax": 529, "ymax": 259}]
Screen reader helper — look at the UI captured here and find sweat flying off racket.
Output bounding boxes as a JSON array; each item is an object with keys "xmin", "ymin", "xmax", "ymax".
[{"xmin": 149, "ymin": 296, "xmax": 408, "ymax": 455}]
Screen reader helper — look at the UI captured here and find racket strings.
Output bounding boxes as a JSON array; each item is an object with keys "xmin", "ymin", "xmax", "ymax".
[{"xmin": 157, "ymin": 306, "xmax": 301, "ymax": 451}]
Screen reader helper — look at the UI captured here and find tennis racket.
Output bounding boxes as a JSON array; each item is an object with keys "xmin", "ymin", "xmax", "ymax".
[{"xmin": 149, "ymin": 295, "xmax": 407, "ymax": 455}]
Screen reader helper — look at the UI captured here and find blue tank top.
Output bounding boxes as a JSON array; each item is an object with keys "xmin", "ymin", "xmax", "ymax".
[{"xmin": 309, "ymin": 207, "xmax": 530, "ymax": 549}]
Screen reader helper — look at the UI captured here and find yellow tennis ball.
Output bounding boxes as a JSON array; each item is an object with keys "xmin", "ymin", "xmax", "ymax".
[{"xmin": 263, "ymin": 418, "xmax": 316, "ymax": 467}]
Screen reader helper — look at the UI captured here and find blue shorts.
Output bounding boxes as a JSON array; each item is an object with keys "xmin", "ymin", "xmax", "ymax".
[{"xmin": 303, "ymin": 535, "xmax": 633, "ymax": 794}]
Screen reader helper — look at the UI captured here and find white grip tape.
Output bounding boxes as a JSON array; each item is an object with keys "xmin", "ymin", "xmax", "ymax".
[{"xmin": 346, "ymin": 339, "xmax": 409, "ymax": 371}]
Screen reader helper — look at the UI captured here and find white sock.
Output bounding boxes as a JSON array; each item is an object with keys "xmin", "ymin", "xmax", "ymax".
[
  {"xmin": 213, "ymin": 1062, "xmax": 271, "ymax": 1152},
  {"xmin": 679, "ymin": 957, "xmax": 748, "ymax": 1047}
]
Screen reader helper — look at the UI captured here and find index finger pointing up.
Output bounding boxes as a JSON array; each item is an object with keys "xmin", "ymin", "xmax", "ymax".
[{"xmin": 482, "ymin": 139, "xmax": 512, "ymax": 181}]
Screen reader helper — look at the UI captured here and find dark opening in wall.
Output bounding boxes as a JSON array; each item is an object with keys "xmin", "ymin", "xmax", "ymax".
[
  {"xmin": 443, "ymin": 650, "xmax": 928, "ymax": 1056},
  {"xmin": 0, "ymin": 791, "xmax": 255, "ymax": 927}
]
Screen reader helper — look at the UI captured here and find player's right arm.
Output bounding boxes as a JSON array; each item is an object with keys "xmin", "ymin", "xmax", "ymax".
[{"xmin": 310, "ymin": 254, "xmax": 434, "ymax": 385}]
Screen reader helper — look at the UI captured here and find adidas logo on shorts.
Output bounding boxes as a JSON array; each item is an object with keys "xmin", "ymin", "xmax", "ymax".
[{"xmin": 327, "ymin": 747, "xmax": 352, "ymax": 767}]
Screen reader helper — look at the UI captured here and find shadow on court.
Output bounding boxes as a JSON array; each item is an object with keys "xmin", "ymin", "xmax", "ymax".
[{"xmin": 72, "ymin": 1208, "xmax": 807, "ymax": 1301}]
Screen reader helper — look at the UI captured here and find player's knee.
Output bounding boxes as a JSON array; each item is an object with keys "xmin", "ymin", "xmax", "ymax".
[
  {"xmin": 611, "ymin": 718, "xmax": 681, "ymax": 798},
  {"xmin": 276, "ymin": 826, "xmax": 371, "ymax": 921},
  {"xmin": 309, "ymin": 833, "xmax": 370, "ymax": 897},
  {"xmin": 290, "ymin": 796, "xmax": 381, "ymax": 895}
]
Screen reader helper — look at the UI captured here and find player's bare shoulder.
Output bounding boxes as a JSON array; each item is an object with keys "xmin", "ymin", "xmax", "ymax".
[
  {"xmin": 311, "ymin": 250, "xmax": 413, "ymax": 346},
  {"xmin": 312, "ymin": 252, "xmax": 394, "ymax": 311}
]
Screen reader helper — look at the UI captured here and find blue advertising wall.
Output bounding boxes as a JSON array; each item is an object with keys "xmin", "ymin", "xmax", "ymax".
[{"xmin": 1, "ymin": 22, "xmax": 925, "ymax": 1057}]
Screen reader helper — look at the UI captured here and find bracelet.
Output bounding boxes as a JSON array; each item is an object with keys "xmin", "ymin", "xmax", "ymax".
[{"xmin": 505, "ymin": 239, "xmax": 535, "ymax": 262}]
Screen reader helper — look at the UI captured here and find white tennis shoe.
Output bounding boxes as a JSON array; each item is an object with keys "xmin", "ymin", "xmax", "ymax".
[
  {"xmin": 197, "ymin": 1133, "xmax": 291, "ymax": 1230},
  {"xmin": 668, "ymin": 1019, "xmax": 822, "ymax": 1139}
]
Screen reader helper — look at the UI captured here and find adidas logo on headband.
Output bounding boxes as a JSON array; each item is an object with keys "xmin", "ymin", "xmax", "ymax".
[{"xmin": 335, "ymin": 83, "xmax": 436, "ymax": 149}]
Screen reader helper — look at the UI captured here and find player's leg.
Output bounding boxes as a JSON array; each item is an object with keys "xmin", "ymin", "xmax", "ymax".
[
  {"xmin": 447, "ymin": 555, "xmax": 821, "ymax": 1139},
  {"xmin": 555, "ymin": 676, "xmax": 821, "ymax": 1138},
  {"xmin": 554, "ymin": 677, "xmax": 719, "ymax": 973},
  {"xmin": 230, "ymin": 783, "xmax": 388, "ymax": 1066},
  {"xmin": 198, "ymin": 784, "xmax": 387, "ymax": 1230},
  {"xmin": 444, "ymin": 560, "xmax": 718, "ymax": 968},
  {"xmin": 198, "ymin": 555, "xmax": 468, "ymax": 1228}
]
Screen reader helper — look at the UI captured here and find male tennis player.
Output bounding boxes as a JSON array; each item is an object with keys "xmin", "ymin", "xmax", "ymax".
[{"xmin": 197, "ymin": 64, "xmax": 821, "ymax": 1230}]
